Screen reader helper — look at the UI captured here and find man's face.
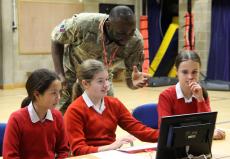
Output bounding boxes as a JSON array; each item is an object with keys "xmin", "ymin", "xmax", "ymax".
[{"xmin": 108, "ymin": 19, "xmax": 136, "ymax": 46}]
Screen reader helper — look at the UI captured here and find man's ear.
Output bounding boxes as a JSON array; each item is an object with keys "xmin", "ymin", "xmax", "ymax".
[{"xmin": 105, "ymin": 20, "xmax": 111, "ymax": 29}]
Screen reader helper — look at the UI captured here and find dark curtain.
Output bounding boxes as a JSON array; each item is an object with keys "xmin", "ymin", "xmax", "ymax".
[
  {"xmin": 147, "ymin": 0, "xmax": 178, "ymax": 76},
  {"xmin": 207, "ymin": 0, "xmax": 230, "ymax": 81},
  {"xmin": 148, "ymin": 0, "xmax": 162, "ymax": 63}
]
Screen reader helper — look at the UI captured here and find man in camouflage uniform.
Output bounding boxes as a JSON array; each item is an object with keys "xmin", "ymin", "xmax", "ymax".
[{"xmin": 51, "ymin": 6, "xmax": 149, "ymax": 114}]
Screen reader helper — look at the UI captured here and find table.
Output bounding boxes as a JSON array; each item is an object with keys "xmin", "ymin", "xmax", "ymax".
[
  {"xmin": 211, "ymin": 129, "xmax": 230, "ymax": 158},
  {"xmin": 0, "ymin": 130, "xmax": 229, "ymax": 159},
  {"xmin": 68, "ymin": 129, "xmax": 230, "ymax": 159}
]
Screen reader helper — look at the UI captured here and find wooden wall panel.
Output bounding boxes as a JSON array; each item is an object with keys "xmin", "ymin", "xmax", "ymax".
[{"xmin": 18, "ymin": 0, "xmax": 83, "ymax": 54}]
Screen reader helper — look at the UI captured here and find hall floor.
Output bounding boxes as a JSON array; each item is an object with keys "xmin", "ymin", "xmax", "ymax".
[{"xmin": 1, "ymin": 82, "xmax": 230, "ymax": 138}]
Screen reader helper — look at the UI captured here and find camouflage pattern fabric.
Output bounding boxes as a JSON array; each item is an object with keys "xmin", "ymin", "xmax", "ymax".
[{"xmin": 51, "ymin": 13, "xmax": 144, "ymax": 114}]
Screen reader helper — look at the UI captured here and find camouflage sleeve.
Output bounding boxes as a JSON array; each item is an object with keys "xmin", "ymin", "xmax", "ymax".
[
  {"xmin": 124, "ymin": 36, "xmax": 144, "ymax": 81},
  {"xmin": 51, "ymin": 14, "xmax": 80, "ymax": 44}
]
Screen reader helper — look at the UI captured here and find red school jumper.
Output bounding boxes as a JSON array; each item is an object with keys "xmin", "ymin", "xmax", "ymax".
[
  {"xmin": 3, "ymin": 107, "xmax": 69, "ymax": 159},
  {"xmin": 64, "ymin": 96, "xmax": 159, "ymax": 156},
  {"xmin": 157, "ymin": 85, "xmax": 211, "ymax": 127}
]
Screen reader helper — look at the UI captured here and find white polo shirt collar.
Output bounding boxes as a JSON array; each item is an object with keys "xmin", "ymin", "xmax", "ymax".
[
  {"xmin": 176, "ymin": 82, "xmax": 195, "ymax": 103},
  {"xmin": 27, "ymin": 102, "xmax": 53, "ymax": 123},
  {"xmin": 82, "ymin": 91, "xmax": 105, "ymax": 114}
]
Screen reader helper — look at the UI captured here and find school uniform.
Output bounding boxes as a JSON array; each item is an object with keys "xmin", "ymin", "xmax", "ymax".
[
  {"xmin": 3, "ymin": 102, "xmax": 69, "ymax": 159},
  {"xmin": 64, "ymin": 92, "xmax": 158, "ymax": 156},
  {"xmin": 157, "ymin": 82, "xmax": 211, "ymax": 127}
]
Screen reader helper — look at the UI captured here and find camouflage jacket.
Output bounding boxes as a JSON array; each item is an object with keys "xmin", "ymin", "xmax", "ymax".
[{"xmin": 51, "ymin": 13, "xmax": 144, "ymax": 81}]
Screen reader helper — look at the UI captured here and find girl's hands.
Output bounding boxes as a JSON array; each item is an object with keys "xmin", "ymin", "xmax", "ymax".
[
  {"xmin": 213, "ymin": 128, "xmax": 226, "ymax": 140},
  {"xmin": 188, "ymin": 80, "xmax": 204, "ymax": 102},
  {"xmin": 110, "ymin": 136, "xmax": 136, "ymax": 150},
  {"xmin": 98, "ymin": 136, "xmax": 136, "ymax": 152}
]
